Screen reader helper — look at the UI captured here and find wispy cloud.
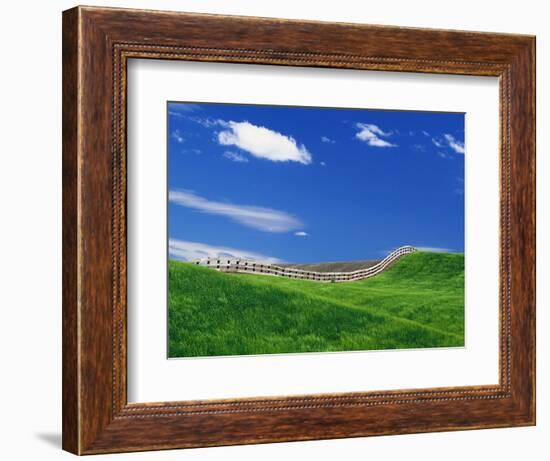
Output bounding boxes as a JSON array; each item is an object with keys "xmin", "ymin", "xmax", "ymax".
[
  {"xmin": 169, "ymin": 239, "xmax": 283, "ymax": 263},
  {"xmin": 168, "ymin": 103, "xmax": 201, "ymax": 118},
  {"xmin": 320, "ymin": 161, "xmax": 327, "ymax": 167},
  {"xmin": 355, "ymin": 123, "xmax": 396, "ymax": 147},
  {"xmin": 321, "ymin": 136, "xmax": 335, "ymax": 144},
  {"xmin": 416, "ymin": 246, "xmax": 454, "ymax": 253},
  {"xmin": 454, "ymin": 176, "xmax": 464, "ymax": 195},
  {"xmin": 444, "ymin": 134, "xmax": 465, "ymax": 154},
  {"xmin": 431, "ymin": 134, "xmax": 465, "ymax": 155},
  {"xmin": 218, "ymin": 121, "xmax": 312, "ymax": 164},
  {"xmin": 171, "ymin": 129, "xmax": 184, "ymax": 144},
  {"xmin": 294, "ymin": 231, "xmax": 308, "ymax": 237},
  {"xmin": 169, "ymin": 190, "xmax": 303, "ymax": 233},
  {"xmin": 223, "ymin": 151, "xmax": 249, "ymax": 163},
  {"xmin": 189, "ymin": 116, "xmax": 226, "ymax": 128}
]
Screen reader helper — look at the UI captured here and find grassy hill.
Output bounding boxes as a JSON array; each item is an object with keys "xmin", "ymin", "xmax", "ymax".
[
  {"xmin": 280, "ymin": 259, "xmax": 380, "ymax": 272},
  {"xmin": 168, "ymin": 252, "xmax": 464, "ymax": 358}
]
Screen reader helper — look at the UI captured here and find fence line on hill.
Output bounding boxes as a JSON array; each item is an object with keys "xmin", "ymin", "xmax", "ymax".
[{"xmin": 191, "ymin": 245, "xmax": 417, "ymax": 283}]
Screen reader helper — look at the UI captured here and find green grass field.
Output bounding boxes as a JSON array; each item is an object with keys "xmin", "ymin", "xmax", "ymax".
[{"xmin": 168, "ymin": 252, "xmax": 464, "ymax": 358}]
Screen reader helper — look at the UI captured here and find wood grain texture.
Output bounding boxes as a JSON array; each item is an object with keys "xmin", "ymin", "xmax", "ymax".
[
  {"xmin": 61, "ymin": 7, "xmax": 80, "ymax": 454},
  {"xmin": 62, "ymin": 5, "xmax": 536, "ymax": 455}
]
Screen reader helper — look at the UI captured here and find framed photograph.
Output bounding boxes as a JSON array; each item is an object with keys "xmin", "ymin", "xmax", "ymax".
[
  {"xmin": 62, "ymin": 6, "xmax": 535, "ymax": 455},
  {"xmin": 165, "ymin": 101, "xmax": 466, "ymax": 360}
]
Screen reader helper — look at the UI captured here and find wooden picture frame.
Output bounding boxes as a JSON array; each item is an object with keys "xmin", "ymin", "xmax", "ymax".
[{"xmin": 62, "ymin": 5, "xmax": 536, "ymax": 455}]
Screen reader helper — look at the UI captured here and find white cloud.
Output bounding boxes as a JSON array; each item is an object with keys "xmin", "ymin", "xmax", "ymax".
[
  {"xmin": 320, "ymin": 161, "xmax": 327, "ymax": 167},
  {"xmin": 171, "ymin": 129, "xmax": 184, "ymax": 143},
  {"xmin": 355, "ymin": 123, "xmax": 396, "ymax": 147},
  {"xmin": 416, "ymin": 246, "xmax": 454, "ymax": 253},
  {"xmin": 218, "ymin": 121, "xmax": 312, "ymax": 164},
  {"xmin": 190, "ymin": 116, "xmax": 226, "ymax": 128},
  {"xmin": 422, "ymin": 130, "xmax": 430, "ymax": 137},
  {"xmin": 169, "ymin": 239, "xmax": 282, "ymax": 263},
  {"xmin": 223, "ymin": 151, "xmax": 249, "ymax": 163},
  {"xmin": 321, "ymin": 136, "xmax": 335, "ymax": 144},
  {"xmin": 168, "ymin": 104, "xmax": 201, "ymax": 118},
  {"xmin": 294, "ymin": 231, "xmax": 308, "ymax": 237},
  {"xmin": 444, "ymin": 134, "xmax": 465, "ymax": 154},
  {"xmin": 432, "ymin": 134, "xmax": 465, "ymax": 155},
  {"xmin": 169, "ymin": 190, "xmax": 303, "ymax": 233}
]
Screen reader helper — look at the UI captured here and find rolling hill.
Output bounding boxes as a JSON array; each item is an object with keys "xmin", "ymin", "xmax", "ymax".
[
  {"xmin": 280, "ymin": 259, "xmax": 381, "ymax": 273},
  {"xmin": 168, "ymin": 252, "xmax": 464, "ymax": 358}
]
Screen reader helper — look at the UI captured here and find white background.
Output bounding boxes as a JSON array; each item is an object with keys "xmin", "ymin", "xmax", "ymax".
[
  {"xmin": 0, "ymin": 1, "xmax": 547, "ymax": 460},
  {"xmin": 128, "ymin": 60, "xmax": 499, "ymax": 402}
]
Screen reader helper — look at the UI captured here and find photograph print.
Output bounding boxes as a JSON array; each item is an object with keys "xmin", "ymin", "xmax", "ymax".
[{"xmin": 167, "ymin": 101, "xmax": 465, "ymax": 359}]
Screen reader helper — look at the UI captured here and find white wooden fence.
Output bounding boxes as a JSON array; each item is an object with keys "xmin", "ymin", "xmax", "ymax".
[{"xmin": 191, "ymin": 245, "xmax": 417, "ymax": 283}]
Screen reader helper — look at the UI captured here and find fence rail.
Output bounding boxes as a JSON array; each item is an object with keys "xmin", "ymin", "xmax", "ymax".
[{"xmin": 191, "ymin": 245, "xmax": 417, "ymax": 283}]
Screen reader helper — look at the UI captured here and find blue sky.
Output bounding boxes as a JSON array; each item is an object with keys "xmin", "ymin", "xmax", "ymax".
[{"xmin": 168, "ymin": 102, "xmax": 465, "ymax": 263}]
